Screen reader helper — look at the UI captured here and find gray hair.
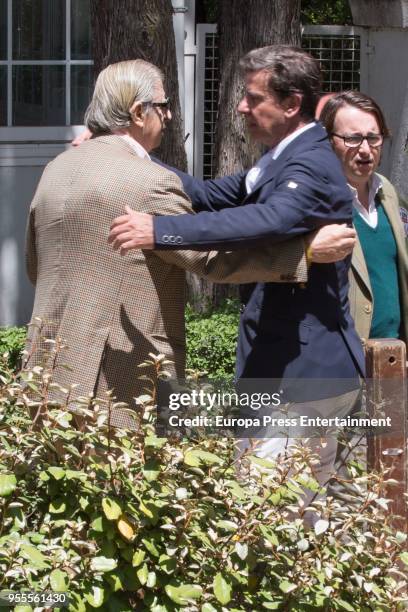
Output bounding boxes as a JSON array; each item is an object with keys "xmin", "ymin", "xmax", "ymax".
[
  {"xmin": 84, "ymin": 59, "xmax": 164, "ymax": 135},
  {"xmin": 239, "ymin": 45, "xmax": 322, "ymax": 120}
]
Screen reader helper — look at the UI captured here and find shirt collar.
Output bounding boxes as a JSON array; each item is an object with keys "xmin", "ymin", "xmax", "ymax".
[
  {"xmin": 114, "ymin": 132, "xmax": 151, "ymax": 160},
  {"xmin": 270, "ymin": 121, "xmax": 316, "ymax": 160},
  {"xmin": 349, "ymin": 173, "xmax": 383, "ymax": 212}
]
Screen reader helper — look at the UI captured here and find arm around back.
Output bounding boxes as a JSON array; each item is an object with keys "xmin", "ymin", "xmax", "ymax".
[
  {"xmin": 141, "ymin": 169, "xmax": 308, "ymax": 284},
  {"xmin": 153, "ymin": 155, "xmax": 353, "ymax": 250}
]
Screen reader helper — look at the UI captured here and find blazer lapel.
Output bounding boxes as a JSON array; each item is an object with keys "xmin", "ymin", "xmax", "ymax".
[
  {"xmin": 351, "ymin": 234, "xmax": 371, "ymax": 296},
  {"xmin": 243, "ymin": 123, "xmax": 329, "ymax": 201}
]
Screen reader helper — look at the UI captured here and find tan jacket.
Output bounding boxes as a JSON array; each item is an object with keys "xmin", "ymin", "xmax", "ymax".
[
  {"xmin": 25, "ymin": 135, "xmax": 307, "ymax": 416},
  {"xmin": 348, "ymin": 174, "xmax": 408, "ymax": 343}
]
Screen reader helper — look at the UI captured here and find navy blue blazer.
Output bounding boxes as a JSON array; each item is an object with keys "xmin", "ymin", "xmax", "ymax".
[{"xmin": 153, "ymin": 124, "xmax": 365, "ymax": 390}]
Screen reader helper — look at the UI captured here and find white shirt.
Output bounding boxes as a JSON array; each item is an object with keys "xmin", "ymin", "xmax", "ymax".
[
  {"xmin": 349, "ymin": 173, "xmax": 383, "ymax": 229},
  {"xmin": 245, "ymin": 122, "xmax": 316, "ymax": 194},
  {"xmin": 115, "ymin": 132, "xmax": 151, "ymax": 160}
]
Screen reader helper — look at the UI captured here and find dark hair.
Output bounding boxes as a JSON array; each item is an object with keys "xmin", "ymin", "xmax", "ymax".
[
  {"xmin": 239, "ymin": 45, "xmax": 322, "ymax": 120},
  {"xmin": 319, "ymin": 90, "xmax": 390, "ymax": 137}
]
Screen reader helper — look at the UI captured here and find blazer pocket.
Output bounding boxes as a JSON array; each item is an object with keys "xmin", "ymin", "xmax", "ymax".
[{"xmin": 258, "ymin": 316, "xmax": 311, "ymax": 345}]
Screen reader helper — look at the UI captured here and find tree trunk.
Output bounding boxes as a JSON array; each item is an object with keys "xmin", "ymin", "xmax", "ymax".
[
  {"xmin": 196, "ymin": 0, "xmax": 301, "ymax": 310},
  {"xmin": 90, "ymin": 0, "xmax": 186, "ymax": 169},
  {"xmin": 215, "ymin": 0, "xmax": 301, "ymax": 175}
]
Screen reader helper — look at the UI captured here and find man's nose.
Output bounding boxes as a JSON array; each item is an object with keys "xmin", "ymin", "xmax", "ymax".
[
  {"xmin": 237, "ymin": 97, "xmax": 249, "ymax": 114},
  {"xmin": 358, "ymin": 138, "xmax": 371, "ymax": 154}
]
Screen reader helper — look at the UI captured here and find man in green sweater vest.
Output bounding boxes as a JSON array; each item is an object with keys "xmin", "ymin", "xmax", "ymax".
[
  {"xmin": 320, "ymin": 91, "xmax": 408, "ymax": 346},
  {"xmin": 320, "ymin": 92, "xmax": 408, "ymax": 502}
]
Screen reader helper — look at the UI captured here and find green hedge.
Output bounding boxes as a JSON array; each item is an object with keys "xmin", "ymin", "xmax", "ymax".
[
  {"xmin": 185, "ymin": 299, "xmax": 239, "ymax": 379},
  {"xmin": 0, "ymin": 325, "xmax": 27, "ymax": 371}
]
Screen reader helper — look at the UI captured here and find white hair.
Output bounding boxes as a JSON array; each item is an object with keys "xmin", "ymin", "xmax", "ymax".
[{"xmin": 84, "ymin": 59, "xmax": 163, "ymax": 134}]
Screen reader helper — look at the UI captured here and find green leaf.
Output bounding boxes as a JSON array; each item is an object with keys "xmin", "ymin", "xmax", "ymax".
[
  {"xmin": 202, "ymin": 604, "xmax": 218, "ymax": 612},
  {"xmin": 79, "ymin": 496, "xmax": 90, "ymax": 511},
  {"xmin": 142, "ymin": 537, "xmax": 160, "ymax": 557},
  {"xmin": 49, "ymin": 498, "xmax": 66, "ymax": 514},
  {"xmin": 20, "ymin": 544, "xmax": 50, "ymax": 569},
  {"xmin": 91, "ymin": 517, "xmax": 104, "ymax": 533},
  {"xmin": 145, "ymin": 436, "xmax": 167, "ymax": 449},
  {"xmin": 85, "ymin": 586, "xmax": 106, "ymax": 608},
  {"xmin": 50, "ymin": 568, "xmax": 69, "ymax": 592},
  {"xmin": 139, "ymin": 501, "xmax": 159, "ymax": 524},
  {"xmin": 48, "ymin": 466, "xmax": 66, "ymax": 480},
  {"xmin": 259, "ymin": 525, "xmax": 278, "ymax": 546},
  {"xmin": 216, "ymin": 520, "xmax": 238, "ymax": 532},
  {"xmin": 147, "ymin": 571, "xmax": 156, "ymax": 588},
  {"xmin": 0, "ymin": 473, "xmax": 17, "ymax": 497},
  {"xmin": 52, "ymin": 410, "xmax": 72, "ymax": 428},
  {"xmin": 102, "ymin": 497, "xmax": 122, "ymax": 521},
  {"xmin": 279, "ymin": 580, "xmax": 297, "ymax": 594},
  {"xmin": 184, "ymin": 449, "xmax": 222, "ymax": 467},
  {"xmin": 143, "ymin": 458, "xmax": 161, "ymax": 482},
  {"xmin": 132, "ymin": 550, "xmax": 146, "ymax": 567},
  {"xmin": 137, "ymin": 563, "xmax": 149, "ymax": 585},
  {"xmin": 65, "ymin": 469, "xmax": 87, "ymax": 480},
  {"xmin": 164, "ymin": 583, "xmax": 202, "ymax": 605},
  {"xmin": 106, "ymin": 572, "xmax": 125, "ymax": 593},
  {"xmin": 213, "ymin": 573, "xmax": 232, "ymax": 605},
  {"xmin": 90, "ymin": 556, "xmax": 118, "ymax": 573},
  {"xmin": 248, "ymin": 455, "xmax": 276, "ymax": 469}
]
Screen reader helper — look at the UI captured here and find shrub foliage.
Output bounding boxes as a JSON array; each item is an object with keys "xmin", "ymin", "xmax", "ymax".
[
  {"xmin": 0, "ymin": 326, "xmax": 27, "ymax": 372},
  {"xmin": 186, "ymin": 300, "xmax": 239, "ymax": 379},
  {"xmin": 0, "ymin": 344, "xmax": 407, "ymax": 611}
]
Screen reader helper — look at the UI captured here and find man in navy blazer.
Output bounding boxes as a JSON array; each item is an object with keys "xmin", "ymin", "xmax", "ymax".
[
  {"xmin": 109, "ymin": 45, "xmax": 365, "ymax": 387},
  {"xmin": 109, "ymin": 45, "xmax": 365, "ymax": 520}
]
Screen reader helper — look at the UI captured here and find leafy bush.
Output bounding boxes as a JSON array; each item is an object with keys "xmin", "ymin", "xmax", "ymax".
[
  {"xmin": 0, "ymin": 326, "xmax": 26, "ymax": 371},
  {"xmin": 0, "ymin": 348, "xmax": 407, "ymax": 611},
  {"xmin": 301, "ymin": 0, "xmax": 352, "ymax": 25},
  {"xmin": 186, "ymin": 299, "xmax": 239, "ymax": 379}
]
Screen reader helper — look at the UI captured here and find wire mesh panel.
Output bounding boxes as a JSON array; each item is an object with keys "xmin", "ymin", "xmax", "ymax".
[
  {"xmin": 302, "ymin": 33, "xmax": 360, "ymax": 92},
  {"xmin": 202, "ymin": 32, "xmax": 219, "ymax": 180}
]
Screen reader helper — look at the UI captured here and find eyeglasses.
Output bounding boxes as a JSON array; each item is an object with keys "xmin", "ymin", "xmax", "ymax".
[
  {"xmin": 144, "ymin": 97, "xmax": 170, "ymax": 110},
  {"xmin": 331, "ymin": 133, "xmax": 384, "ymax": 148}
]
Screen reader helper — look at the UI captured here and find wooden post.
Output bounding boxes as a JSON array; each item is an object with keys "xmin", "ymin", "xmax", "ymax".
[{"xmin": 366, "ymin": 339, "xmax": 407, "ymax": 532}]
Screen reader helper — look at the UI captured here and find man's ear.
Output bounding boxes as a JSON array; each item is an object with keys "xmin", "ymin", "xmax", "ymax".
[
  {"xmin": 282, "ymin": 93, "xmax": 303, "ymax": 118},
  {"xmin": 130, "ymin": 101, "xmax": 145, "ymax": 127}
]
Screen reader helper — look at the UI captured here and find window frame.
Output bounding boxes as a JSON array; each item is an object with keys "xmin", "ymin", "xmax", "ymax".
[{"xmin": 0, "ymin": 0, "xmax": 93, "ymax": 139}]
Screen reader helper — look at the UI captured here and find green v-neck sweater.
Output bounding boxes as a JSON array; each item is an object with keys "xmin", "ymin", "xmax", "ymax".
[{"xmin": 354, "ymin": 203, "xmax": 401, "ymax": 338}]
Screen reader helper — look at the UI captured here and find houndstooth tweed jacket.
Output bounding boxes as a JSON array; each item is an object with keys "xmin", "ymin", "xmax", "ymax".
[{"xmin": 25, "ymin": 135, "xmax": 308, "ymax": 419}]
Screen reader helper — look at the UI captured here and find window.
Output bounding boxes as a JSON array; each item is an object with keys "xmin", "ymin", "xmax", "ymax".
[{"xmin": 0, "ymin": 0, "xmax": 93, "ymax": 127}]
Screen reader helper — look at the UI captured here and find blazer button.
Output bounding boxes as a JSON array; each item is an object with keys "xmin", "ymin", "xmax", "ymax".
[
  {"xmin": 176, "ymin": 236, "xmax": 183, "ymax": 244},
  {"xmin": 364, "ymin": 304, "xmax": 372, "ymax": 314},
  {"xmin": 162, "ymin": 235, "xmax": 169, "ymax": 242}
]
